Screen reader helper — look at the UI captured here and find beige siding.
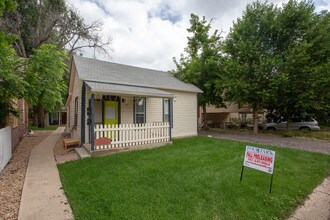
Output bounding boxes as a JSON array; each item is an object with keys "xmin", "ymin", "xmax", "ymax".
[
  {"xmin": 68, "ymin": 66, "xmax": 83, "ymax": 142},
  {"xmin": 121, "ymin": 97, "xmax": 134, "ymax": 124},
  {"xmin": 94, "ymin": 100, "xmax": 102, "ymax": 123},
  {"xmin": 163, "ymin": 90, "xmax": 198, "ymax": 138},
  {"xmin": 146, "ymin": 97, "xmax": 162, "ymax": 123}
]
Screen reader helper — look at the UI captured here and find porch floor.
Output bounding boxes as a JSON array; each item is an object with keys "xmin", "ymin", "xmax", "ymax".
[{"xmin": 82, "ymin": 141, "xmax": 172, "ymax": 157}]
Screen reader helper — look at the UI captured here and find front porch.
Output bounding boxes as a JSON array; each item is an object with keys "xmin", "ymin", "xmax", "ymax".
[
  {"xmin": 81, "ymin": 123, "xmax": 171, "ymax": 157},
  {"xmin": 80, "ymin": 81, "xmax": 174, "ymax": 155}
]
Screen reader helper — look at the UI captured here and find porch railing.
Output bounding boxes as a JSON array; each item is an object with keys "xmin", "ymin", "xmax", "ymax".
[{"xmin": 94, "ymin": 122, "xmax": 170, "ymax": 150}]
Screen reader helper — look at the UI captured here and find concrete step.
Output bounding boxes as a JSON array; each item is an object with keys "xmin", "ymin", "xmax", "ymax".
[{"xmin": 74, "ymin": 147, "xmax": 91, "ymax": 159}]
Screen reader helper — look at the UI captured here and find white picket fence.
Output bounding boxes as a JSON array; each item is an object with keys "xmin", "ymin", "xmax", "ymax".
[
  {"xmin": 0, "ymin": 126, "xmax": 12, "ymax": 172},
  {"xmin": 94, "ymin": 122, "xmax": 170, "ymax": 150}
]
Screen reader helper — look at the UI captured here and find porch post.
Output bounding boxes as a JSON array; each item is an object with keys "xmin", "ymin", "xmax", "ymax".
[
  {"xmin": 80, "ymin": 82, "xmax": 86, "ymax": 147},
  {"xmin": 91, "ymin": 94, "xmax": 95, "ymax": 151},
  {"xmin": 169, "ymin": 98, "xmax": 173, "ymax": 140}
]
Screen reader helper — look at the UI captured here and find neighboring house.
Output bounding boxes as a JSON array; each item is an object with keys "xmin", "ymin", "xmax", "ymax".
[
  {"xmin": 9, "ymin": 99, "xmax": 29, "ymax": 147},
  {"xmin": 47, "ymin": 108, "xmax": 67, "ymax": 126},
  {"xmin": 66, "ymin": 56, "xmax": 202, "ymax": 153},
  {"xmin": 198, "ymin": 103, "xmax": 265, "ymax": 128}
]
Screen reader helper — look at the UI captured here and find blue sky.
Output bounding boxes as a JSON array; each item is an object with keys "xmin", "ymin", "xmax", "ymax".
[{"xmin": 67, "ymin": 0, "xmax": 329, "ymax": 71}]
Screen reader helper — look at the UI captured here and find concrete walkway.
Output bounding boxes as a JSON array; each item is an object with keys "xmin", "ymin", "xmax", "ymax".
[
  {"xmin": 18, "ymin": 127, "xmax": 73, "ymax": 220},
  {"xmin": 288, "ymin": 176, "xmax": 330, "ymax": 220}
]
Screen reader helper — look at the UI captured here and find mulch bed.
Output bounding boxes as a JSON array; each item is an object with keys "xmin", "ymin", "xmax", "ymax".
[
  {"xmin": 53, "ymin": 135, "xmax": 79, "ymax": 164},
  {"xmin": 0, "ymin": 131, "xmax": 51, "ymax": 220}
]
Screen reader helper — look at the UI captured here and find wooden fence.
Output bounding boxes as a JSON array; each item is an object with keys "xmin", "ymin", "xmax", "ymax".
[
  {"xmin": 0, "ymin": 126, "xmax": 12, "ymax": 172},
  {"xmin": 94, "ymin": 122, "xmax": 170, "ymax": 150}
]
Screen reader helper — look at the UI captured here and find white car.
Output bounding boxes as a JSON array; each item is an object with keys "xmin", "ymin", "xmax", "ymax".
[{"xmin": 259, "ymin": 117, "xmax": 320, "ymax": 131}]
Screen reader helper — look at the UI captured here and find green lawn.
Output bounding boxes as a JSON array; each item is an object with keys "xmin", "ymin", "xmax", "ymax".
[
  {"xmin": 212, "ymin": 127, "xmax": 330, "ymax": 141},
  {"xmin": 28, "ymin": 125, "xmax": 59, "ymax": 130},
  {"xmin": 58, "ymin": 137, "xmax": 330, "ymax": 220}
]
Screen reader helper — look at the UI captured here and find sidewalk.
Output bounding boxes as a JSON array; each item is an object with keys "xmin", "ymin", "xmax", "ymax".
[
  {"xmin": 18, "ymin": 127, "xmax": 73, "ymax": 220},
  {"xmin": 288, "ymin": 176, "xmax": 330, "ymax": 220}
]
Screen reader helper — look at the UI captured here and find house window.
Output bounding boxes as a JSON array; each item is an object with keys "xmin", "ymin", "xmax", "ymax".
[
  {"xmin": 134, "ymin": 98, "xmax": 145, "ymax": 124},
  {"xmin": 240, "ymin": 113, "xmax": 247, "ymax": 122},
  {"xmin": 74, "ymin": 97, "xmax": 78, "ymax": 128},
  {"xmin": 163, "ymin": 98, "xmax": 169, "ymax": 122}
]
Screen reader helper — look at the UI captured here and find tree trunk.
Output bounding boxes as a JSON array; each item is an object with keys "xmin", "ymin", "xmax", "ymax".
[
  {"xmin": 202, "ymin": 104, "xmax": 208, "ymax": 130},
  {"xmin": 252, "ymin": 103, "xmax": 259, "ymax": 134},
  {"xmin": 37, "ymin": 107, "xmax": 46, "ymax": 128},
  {"xmin": 32, "ymin": 111, "xmax": 38, "ymax": 126}
]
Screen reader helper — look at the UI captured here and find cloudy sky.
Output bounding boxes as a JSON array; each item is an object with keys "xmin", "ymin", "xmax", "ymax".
[{"xmin": 67, "ymin": 0, "xmax": 330, "ymax": 71}]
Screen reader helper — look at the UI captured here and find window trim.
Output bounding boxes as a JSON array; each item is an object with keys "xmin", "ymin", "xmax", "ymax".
[
  {"xmin": 134, "ymin": 97, "xmax": 146, "ymax": 124},
  {"xmin": 163, "ymin": 98, "xmax": 170, "ymax": 123},
  {"xmin": 74, "ymin": 97, "xmax": 78, "ymax": 128}
]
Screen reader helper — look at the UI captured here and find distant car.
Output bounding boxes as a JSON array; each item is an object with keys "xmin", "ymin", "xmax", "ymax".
[{"xmin": 259, "ymin": 117, "xmax": 320, "ymax": 131}]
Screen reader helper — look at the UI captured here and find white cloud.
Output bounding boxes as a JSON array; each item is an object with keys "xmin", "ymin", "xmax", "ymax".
[{"xmin": 66, "ymin": 0, "xmax": 327, "ymax": 71}]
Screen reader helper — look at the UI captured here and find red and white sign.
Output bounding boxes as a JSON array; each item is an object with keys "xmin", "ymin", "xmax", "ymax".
[{"xmin": 243, "ymin": 146, "xmax": 275, "ymax": 174}]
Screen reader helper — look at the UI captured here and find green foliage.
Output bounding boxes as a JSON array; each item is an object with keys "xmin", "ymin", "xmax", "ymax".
[
  {"xmin": 222, "ymin": 0, "xmax": 330, "ymax": 132},
  {"xmin": 26, "ymin": 44, "xmax": 67, "ymax": 113},
  {"xmin": 0, "ymin": 0, "xmax": 16, "ymax": 16},
  {"xmin": 59, "ymin": 137, "xmax": 330, "ymax": 219},
  {"xmin": 171, "ymin": 14, "xmax": 224, "ymax": 108},
  {"xmin": 0, "ymin": 32, "xmax": 26, "ymax": 126},
  {"xmin": 223, "ymin": 1, "xmax": 284, "ymax": 133},
  {"xmin": 271, "ymin": 0, "xmax": 330, "ymax": 120},
  {"xmin": 223, "ymin": 1, "xmax": 281, "ymax": 107}
]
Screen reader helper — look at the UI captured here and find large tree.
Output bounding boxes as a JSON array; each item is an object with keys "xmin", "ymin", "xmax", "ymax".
[
  {"xmin": 0, "ymin": 0, "xmax": 111, "ymax": 58},
  {"xmin": 223, "ymin": 1, "xmax": 283, "ymax": 133},
  {"xmin": 222, "ymin": 0, "xmax": 329, "ymax": 133},
  {"xmin": 171, "ymin": 14, "xmax": 224, "ymax": 129},
  {"xmin": 272, "ymin": 1, "xmax": 330, "ymax": 124},
  {"xmin": 0, "ymin": 0, "xmax": 112, "ymax": 127},
  {"xmin": 25, "ymin": 44, "xmax": 67, "ymax": 127}
]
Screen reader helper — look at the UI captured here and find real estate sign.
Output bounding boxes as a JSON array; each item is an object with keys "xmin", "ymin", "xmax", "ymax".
[{"xmin": 243, "ymin": 146, "xmax": 276, "ymax": 174}]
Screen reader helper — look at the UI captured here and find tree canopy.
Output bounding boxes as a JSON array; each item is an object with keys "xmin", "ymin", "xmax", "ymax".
[
  {"xmin": 0, "ymin": 0, "xmax": 16, "ymax": 16},
  {"xmin": 0, "ymin": 0, "xmax": 111, "ymax": 58},
  {"xmin": 0, "ymin": 33, "xmax": 26, "ymax": 127},
  {"xmin": 0, "ymin": 0, "xmax": 112, "ymax": 127},
  {"xmin": 222, "ymin": 0, "xmax": 330, "ymax": 132},
  {"xmin": 25, "ymin": 44, "xmax": 67, "ymax": 127},
  {"xmin": 171, "ymin": 14, "xmax": 224, "ymax": 128}
]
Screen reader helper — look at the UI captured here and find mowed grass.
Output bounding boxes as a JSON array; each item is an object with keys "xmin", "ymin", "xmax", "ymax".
[
  {"xmin": 279, "ymin": 130, "xmax": 330, "ymax": 141},
  {"xmin": 28, "ymin": 125, "xmax": 59, "ymax": 130},
  {"xmin": 58, "ymin": 137, "xmax": 330, "ymax": 220}
]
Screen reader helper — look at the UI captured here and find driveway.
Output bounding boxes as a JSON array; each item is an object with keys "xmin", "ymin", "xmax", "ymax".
[{"xmin": 199, "ymin": 130, "xmax": 330, "ymax": 155}]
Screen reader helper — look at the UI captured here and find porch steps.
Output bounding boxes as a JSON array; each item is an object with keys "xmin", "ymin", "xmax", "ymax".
[{"xmin": 74, "ymin": 147, "xmax": 91, "ymax": 159}]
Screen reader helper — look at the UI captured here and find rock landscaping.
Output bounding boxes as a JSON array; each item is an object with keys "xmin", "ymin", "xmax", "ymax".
[{"xmin": 0, "ymin": 131, "xmax": 51, "ymax": 220}]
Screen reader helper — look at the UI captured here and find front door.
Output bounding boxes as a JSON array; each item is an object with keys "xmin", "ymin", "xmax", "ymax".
[{"xmin": 104, "ymin": 101, "xmax": 119, "ymax": 126}]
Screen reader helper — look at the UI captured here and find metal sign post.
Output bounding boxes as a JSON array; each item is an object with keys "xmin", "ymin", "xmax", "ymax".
[{"xmin": 269, "ymin": 172, "xmax": 274, "ymax": 194}]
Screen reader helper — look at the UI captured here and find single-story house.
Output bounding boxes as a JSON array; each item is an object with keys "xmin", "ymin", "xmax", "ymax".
[{"xmin": 66, "ymin": 56, "xmax": 202, "ymax": 153}]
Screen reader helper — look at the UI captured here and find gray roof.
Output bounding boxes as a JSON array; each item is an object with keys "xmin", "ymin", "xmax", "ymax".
[
  {"xmin": 73, "ymin": 56, "xmax": 202, "ymax": 93},
  {"xmin": 85, "ymin": 81, "xmax": 175, "ymax": 98}
]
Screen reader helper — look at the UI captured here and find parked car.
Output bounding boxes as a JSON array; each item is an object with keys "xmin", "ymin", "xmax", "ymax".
[{"xmin": 259, "ymin": 116, "xmax": 320, "ymax": 131}]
